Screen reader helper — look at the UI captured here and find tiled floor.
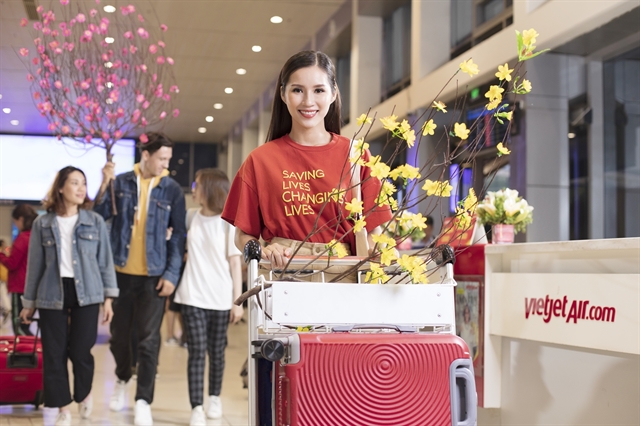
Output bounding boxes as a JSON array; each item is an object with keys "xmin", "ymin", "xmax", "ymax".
[{"xmin": 0, "ymin": 312, "xmax": 250, "ymax": 425}]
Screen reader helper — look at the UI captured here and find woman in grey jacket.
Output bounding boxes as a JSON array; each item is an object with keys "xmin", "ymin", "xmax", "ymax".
[{"xmin": 20, "ymin": 166, "xmax": 118, "ymax": 426}]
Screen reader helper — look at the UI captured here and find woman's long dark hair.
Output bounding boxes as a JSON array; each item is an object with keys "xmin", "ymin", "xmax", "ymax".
[
  {"xmin": 11, "ymin": 204, "xmax": 38, "ymax": 231},
  {"xmin": 266, "ymin": 50, "xmax": 342, "ymax": 142},
  {"xmin": 43, "ymin": 166, "xmax": 93, "ymax": 215}
]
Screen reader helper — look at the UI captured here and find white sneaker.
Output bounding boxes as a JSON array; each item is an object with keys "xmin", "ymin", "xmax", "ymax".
[
  {"xmin": 109, "ymin": 379, "xmax": 127, "ymax": 412},
  {"xmin": 134, "ymin": 399, "xmax": 153, "ymax": 426},
  {"xmin": 206, "ymin": 395, "xmax": 222, "ymax": 419},
  {"xmin": 189, "ymin": 405, "xmax": 206, "ymax": 426},
  {"xmin": 55, "ymin": 411, "xmax": 72, "ymax": 426},
  {"xmin": 78, "ymin": 394, "xmax": 93, "ymax": 419}
]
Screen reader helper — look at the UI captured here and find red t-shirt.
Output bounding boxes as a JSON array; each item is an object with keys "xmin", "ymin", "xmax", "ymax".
[{"xmin": 222, "ymin": 133, "xmax": 392, "ymax": 252}]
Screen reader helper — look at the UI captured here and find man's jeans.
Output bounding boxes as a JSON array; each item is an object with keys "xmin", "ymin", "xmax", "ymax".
[{"xmin": 110, "ymin": 272, "xmax": 165, "ymax": 404}]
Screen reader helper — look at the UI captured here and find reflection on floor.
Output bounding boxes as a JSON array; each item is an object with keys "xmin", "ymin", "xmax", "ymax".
[{"xmin": 0, "ymin": 313, "xmax": 249, "ymax": 425}]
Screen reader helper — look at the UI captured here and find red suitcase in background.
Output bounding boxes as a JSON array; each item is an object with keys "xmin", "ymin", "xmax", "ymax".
[
  {"xmin": 274, "ymin": 332, "xmax": 476, "ymax": 426},
  {"xmin": 0, "ymin": 335, "xmax": 44, "ymax": 408}
]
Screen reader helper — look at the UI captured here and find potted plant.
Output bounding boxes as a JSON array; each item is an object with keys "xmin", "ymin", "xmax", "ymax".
[{"xmin": 476, "ymin": 189, "xmax": 534, "ymax": 243}]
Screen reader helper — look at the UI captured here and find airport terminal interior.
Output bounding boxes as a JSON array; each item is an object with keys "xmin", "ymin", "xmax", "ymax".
[{"xmin": 0, "ymin": 0, "xmax": 639, "ymax": 425}]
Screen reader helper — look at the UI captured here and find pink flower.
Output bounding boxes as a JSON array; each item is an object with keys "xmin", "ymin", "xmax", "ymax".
[
  {"xmin": 27, "ymin": 73, "xmax": 35, "ymax": 82},
  {"xmin": 20, "ymin": 18, "xmax": 28, "ymax": 27},
  {"xmin": 136, "ymin": 94, "xmax": 145, "ymax": 103},
  {"xmin": 138, "ymin": 14, "xmax": 144, "ymax": 22},
  {"xmin": 83, "ymin": 30, "xmax": 92, "ymax": 39},
  {"xmin": 101, "ymin": 53, "xmax": 109, "ymax": 61},
  {"xmin": 159, "ymin": 111, "xmax": 167, "ymax": 120},
  {"xmin": 172, "ymin": 109, "xmax": 180, "ymax": 118},
  {"xmin": 109, "ymin": 90, "xmax": 119, "ymax": 102},
  {"xmin": 74, "ymin": 59, "xmax": 86, "ymax": 69},
  {"xmin": 99, "ymin": 22, "xmax": 108, "ymax": 33},
  {"xmin": 101, "ymin": 132, "xmax": 109, "ymax": 141},
  {"xmin": 59, "ymin": 22, "xmax": 67, "ymax": 30},
  {"xmin": 61, "ymin": 125, "xmax": 70, "ymax": 134},
  {"xmin": 116, "ymin": 107, "xmax": 125, "ymax": 118},
  {"xmin": 141, "ymin": 117, "xmax": 148, "ymax": 126},
  {"xmin": 63, "ymin": 29, "xmax": 71, "ymax": 37},
  {"xmin": 54, "ymin": 80, "xmax": 62, "ymax": 89},
  {"xmin": 140, "ymin": 64, "xmax": 147, "ymax": 73},
  {"xmin": 120, "ymin": 6, "xmax": 129, "ymax": 15},
  {"xmin": 124, "ymin": 31, "xmax": 133, "ymax": 39},
  {"xmin": 34, "ymin": 38, "xmax": 41, "ymax": 45},
  {"xmin": 32, "ymin": 57, "xmax": 39, "ymax": 65},
  {"xmin": 152, "ymin": 73, "xmax": 157, "ymax": 82},
  {"xmin": 88, "ymin": 23, "xmax": 97, "ymax": 33},
  {"xmin": 131, "ymin": 109, "xmax": 141, "ymax": 123},
  {"xmin": 129, "ymin": 45, "xmax": 137, "ymax": 54},
  {"xmin": 80, "ymin": 81, "xmax": 90, "ymax": 90},
  {"xmin": 155, "ymin": 84, "xmax": 163, "ymax": 97},
  {"xmin": 55, "ymin": 48, "xmax": 62, "ymax": 55},
  {"xmin": 33, "ymin": 92, "xmax": 41, "ymax": 99},
  {"xmin": 160, "ymin": 24, "xmax": 168, "ymax": 32},
  {"xmin": 85, "ymin": 135, "xmax": 92, "ymax": 143},
  {"xmin": 60, "ymin": 0, "xmax": 69, "ymax": 5},
  {"xmin": 166, "ymin": 57, "xmax": 174, "ymax": 65},
  {"xmin": 137, "ymin": 27, "xmax": 149, "ymax": 39},
  {"xmin": 114, "ymin": 130, "xmax": 122, "ymax": 140},
  {"xmin": 158, "ymin": 41, "xmax": 165, "ymax": 48},
  {"xmin": 36, "ymin": 5, "xmax": 43, "ymax": 13},
  {"xmin": 127, "ymin": 5, "xmax": 136, "ymax": 13},
  {"xmin": 156, "ymin": 56, "xmax": 165, "ymax": 64},
  {"xmin": 149, "ymin": 44, "xmax": 157, "ymax": 54},
  {"xmin": 34, "ymin": 22, "xmax": 42, "ymax": 31},
  {"xmin": 66, "ymin": 42, "xmax": 74, "ymax": 51},
  {"xmin": 120, "ymin": 78, "xmax": 128, "ymax": 86},
  {"xmin": 70, "ymin": 18, "xmax": 76, "ymax": 26},
  {"xmin": 97, "ymin": 85, "xmax": 104, "ymax": 93},
  {"xmin": 19, "ymin": 48, "xmax": 29, "ymax": 56},
  {"xmin": 139, "ymin": 133, "xmax": 148, "ymax": 143},
  {"xmin": 42, "ymin": 27, "xmax": 51, "ymax": 35},
  {"xmin": 142, "ymin": 101, "xmax": 150, "ymax": 110},
  {"xmin": 37, "ymin": 45, "xmax": 45, "ymax": 54},
  {"xmin": 76, "ymin": 13, "xmax": 86, "ymax": 23},
  {"xmin": 52, "ymin": 30, "xmax": 59, "ymax": 37},
  {"xmin": 48, "ymin": 123, "xmax": 57, "ymax": 131},
  {"xmin": 90, "ymin": 9, "xmax": 98, "ymax": 17},
  {"xmin": 96, "ymin": 0, "xmax": 101, "ymax": 3},
  {"xmin": 162, "ymin": 94, "xmax": 170, "ymax": 102},
  {"xmin": 49, "ymin": 40, "xmax": 59, "ymax": 49},
  {"xmin": 169, "ymin": 85, "xmax": 179, "ymax": 93}
]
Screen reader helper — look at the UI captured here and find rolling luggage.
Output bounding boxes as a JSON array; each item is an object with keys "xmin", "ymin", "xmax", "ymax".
[
  {"xmin": 0, "ymin": 333, "xmax": 44, "ymax": 408},
  {"xmin": 242, "ymin": 241, "xmax": 477, "ymax": 426}
]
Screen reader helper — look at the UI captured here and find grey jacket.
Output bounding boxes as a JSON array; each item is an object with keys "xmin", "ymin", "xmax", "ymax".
[{"xmin": 23, "ymin": 209, "xmax": 118, "ymax": 310}]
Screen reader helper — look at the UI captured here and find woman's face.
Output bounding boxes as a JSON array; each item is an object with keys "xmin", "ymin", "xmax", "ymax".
[
  {"xmin": 12, "ymin": 217, "xmax": 24, "ymax": 232},
  {"xmin": 60, "ymin": 171, "xmax": 87, "ymax": 208},
  {"xmin": 281, "ymin": 65, "xmax": 336, "ymax": 133},
  {"xmin": 192, "ymin": 177, "xmax": 203, "ymax": 206}
]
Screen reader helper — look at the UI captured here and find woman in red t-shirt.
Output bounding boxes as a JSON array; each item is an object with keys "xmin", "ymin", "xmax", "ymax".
[
  {"xmin": 0, "ymin": 204, "xmax": 38, "ymax": 336},
  {"xmin": 222, "ymin": 51, "xmax": 391, "ymax": 269}
]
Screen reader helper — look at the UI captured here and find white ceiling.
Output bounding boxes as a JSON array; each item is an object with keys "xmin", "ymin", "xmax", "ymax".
[{"xmin": 0, "ymin": 0, "xmax": 346, "ymax": 144}]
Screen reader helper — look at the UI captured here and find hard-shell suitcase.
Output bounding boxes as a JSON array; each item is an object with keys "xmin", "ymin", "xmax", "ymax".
[
  {"xmin": 0, "ymin": 334, "xmax": 44, "ymax": 408},
  {"xmin": 274, "ymin": 332, "xmax": 475, "ymax": 426}
]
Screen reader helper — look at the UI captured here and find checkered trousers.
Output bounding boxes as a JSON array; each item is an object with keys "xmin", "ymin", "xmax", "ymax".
[{"xmin": 181, "ymin": 304, "xmax": 230, "ymax": 408}]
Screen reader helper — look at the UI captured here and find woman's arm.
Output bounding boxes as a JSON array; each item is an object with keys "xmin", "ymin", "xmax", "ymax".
[
  {"xmin": 235, "ymin": 228, "xmax": 292, "ymax": 269},
  {"xmin": 22, "ymin": 219, "xmax": 44, "ymax": 309},
  {"xmin": 228, "ymin": 254, "xmax": 243, "ymax": 324},
  {"xmin": 0, "ymin": 233, "xmax": 28, "ymax": 271},
  {"xmin": 95, "ymin": 215, "xmax": 119, "ymax": 299}
]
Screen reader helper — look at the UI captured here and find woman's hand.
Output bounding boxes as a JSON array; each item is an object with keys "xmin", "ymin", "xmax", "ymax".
[
  {"xmin": 20, "ymin": 308, "xmax": 35, "ymax": 324},
  {"xmin": 229, "ymin": 305, "xmax": 244, "ymax": 325},
  {"xmin": 262, "ymin": 243, "xmax": 292, "ymax": 269},
  {"xmin": 102, "ymin": 298, "xmax": 114, "ymax": 324}
]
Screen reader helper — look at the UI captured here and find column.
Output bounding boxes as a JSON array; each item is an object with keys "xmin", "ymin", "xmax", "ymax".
[{"xmin": 411, "ymin": 0, "xmax": 451, "ymax": 82}]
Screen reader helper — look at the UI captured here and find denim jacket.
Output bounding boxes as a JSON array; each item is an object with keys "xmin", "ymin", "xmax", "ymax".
[
  {"xmin": 23, "ymin": 210, "xmax": 119, "ymax": 310},
  {"xmin": 94, "ymin": 171, "xmax": 186, "ymax": 285}
]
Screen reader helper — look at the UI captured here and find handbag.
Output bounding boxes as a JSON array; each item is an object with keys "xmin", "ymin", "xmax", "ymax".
[{"xmin": 350, "ymin": 140, "xmax": 370, "ymax": 257}]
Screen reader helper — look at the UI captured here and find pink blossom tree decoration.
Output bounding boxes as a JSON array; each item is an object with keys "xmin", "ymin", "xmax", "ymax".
[{"xmin": 18, "ymin": 0, "xmax": 180, "ymax": 164}]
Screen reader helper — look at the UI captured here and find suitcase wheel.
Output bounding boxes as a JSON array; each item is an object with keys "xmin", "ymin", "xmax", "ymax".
[{"xmin": 34, "ymin": 390, "xmax": 44, "ymax": 410}]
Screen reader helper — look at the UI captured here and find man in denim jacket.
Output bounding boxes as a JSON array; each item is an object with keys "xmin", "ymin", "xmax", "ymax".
[{"xmin": 94, "ymin": 132, "xmax": 185, "ymax": 425}]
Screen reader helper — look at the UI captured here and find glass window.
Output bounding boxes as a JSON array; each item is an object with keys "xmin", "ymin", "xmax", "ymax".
[
  {"xmin": 381, "ymin": 3, "xmax": 411, "ymax": 100},
  {"xmin": 336, "ymin": 54, "xmax": 351, "ymax": 125}
]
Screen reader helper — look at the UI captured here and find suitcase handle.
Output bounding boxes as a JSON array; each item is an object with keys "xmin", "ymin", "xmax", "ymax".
[
  {"xmin": 332, "ymin": 324, "xmax": 417, "ymax": 333},
  {"xmin": 450, "ymin": 359, "xmax": 478, "ymax": 426},
  {"xmin": 13, "ymin": 318, "xmax": 40, "ymax": 356}
]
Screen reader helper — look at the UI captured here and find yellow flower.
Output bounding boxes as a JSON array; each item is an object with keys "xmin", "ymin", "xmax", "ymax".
[
  {"xmin": 497, "ymin": 142, "xmax": 511, "ymax": 156},
  {"xmin": 487, "ymin": 98, "xmax": 501, "ymax": 111},
  {"xmin": 463, "ymin": 188, "xmax": 477, "ymax": 212},
  {"xmin": 380, "ymin": 115, "xmax": 399, "ymax": 131},
  {"xmin": 349, "ymin": 155, "xmax": 366, "ymax": 166},
  {"xmin": 459, "ymin": 59, "xmax": 479, "ymax": 77},
  {"xmin": 422, "ymin": 179, "xmax": 453, "ymax": 197},
  {"xmin": 389, "ymin": 198, "xmax": 398, "ymax": 211},
  {"xmin": 404, "ymin": 129, "xmax": 416, "ymax": 148},
  {"xmin": 353, "ymin": 218, "xmax": 366, "ymax": 233},
  {"xmin": 326, "ymin": 239, "xmax": 348, "ymax": 258},
  {"xmin": 495, "ymin": 63, "xmax": 513, "ymax": 82},
  {"xmin": 390, "ymin": 164, "xmax": 421, "ymax": 181},
  {"xmin": 345, "ymin": 197, "xmax": 364, "ymax": 216},
  {"xmin": 397, "ymin": 254, "xmax": 427, "ymax": 283},
  {"xmin": 372, "ymin": 233, "xmax": 396, "ymax": 248},
  {"xmin": 455, "ymin": 207, "xmax": 472, "ymax": 229},
  {"xmin": 398, "ymin": 119, "xmax": 411, "ymax": 135},
  {"xmin": 356, "ymin": 114, "xmax": 372, "ymax": 126},
  {"xmin": 485, "ymin": 85, "xmax": 505, "ymax": 101},
  {"xmin": 411, "ymin": 272, "xmax": 428, "ymax": 284},
  {"xmin": 433, "ymin": 101, "xmax": 447, "ymax": 113},
  {"xmin": 354, "ymin": 138, "xmax": 369, "ymax": 152},
  {"xmin": 296, "ymin": 326, "xmax": 311, "ymax": 332},
  {"xmin": 422, "ymin": 119, "xmax": 437, "ymax": 136},
  {"xmin": 366, "ymin": 156, "xmax": 391, "ymax": 180},
  {"xmin": 410, "ymin": 212, "xmax": 428, "ymax": 230},
  {"xmin": 522, "ymin": 28, "xmax": 539, "ymax": 47},
  {"xmin": 365, "ymin": 263, "xmax": 390, "ymax": 283},
  {"xmin": 381, "ymin": 180, "xmax": 397, "ymax": 196},
  {"xmin": 454, "ymin": 122, "xmax": 470, "ymax": 140},
  {"xmin": 504, "ymin": 111, "xmax": 513, "ymax": 121},
  {"xmin": 380, "ymin": 247, "xmax": 397, "ymax": 266},
  {"xmin": 521, "ymin": 79, "xmax": 532, "ymax": 93}
]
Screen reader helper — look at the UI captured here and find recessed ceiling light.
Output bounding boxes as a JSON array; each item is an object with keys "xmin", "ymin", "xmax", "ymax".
[
  {"xmin": 236, "ymin": 68, "xmax": 247, "ymax": 75},
  {"xmin": 252, "ymin": 45, "xmax": 262, "ymax": 52},
  {"xmin": 2, "ymin": 108, "xmax": 10, "ymax": 114},
  {"xmin": 106, "ymin": 82, "xmax": 114, "ymax": 88},
  {"xmin": 224, "ymin": 87, "xmax": 233, "ymax": 94},
  {"xmin": 104, "ymin": 62, "xmax": 113, "ymax": 68},
  {"xmin": 106, "ymin": 98, "xmax": 114, "ymax": 104},
  {"xmin": 205, "ymin": 116, "xmax": 214, "ymax": 122},
  {"xmin": 0, "ymin": 94, "xmax": 3, "ymax": 99},
  {"xmin": 105, "ymin": 37, "xmax": 115, "ymax": 44},
  {"xmin": 213, "ymin": 103, "xmax": 223, "ymax": 109},
  {"xmin": 198, "ymin": 127, "xmax": 207, "ymax": 133},
  {"xmin": 10, "ymin": 120, "xmax": 19, "ymax": 126},
  {"xmin": 270, "ymin": 16, "xmax": 283, "ymax": 24},
  {"xmin": 103, "ymin": 5, "xmax": 116, "ymax": 13},
  {"xmin": 568, "ymin": 132, "xmax": 576, "ymax": 139}
]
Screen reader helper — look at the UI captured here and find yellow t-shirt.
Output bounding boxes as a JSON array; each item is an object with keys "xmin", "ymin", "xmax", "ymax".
[{"xmin": 116, "ymin": 164, "xmax": 169, "ymax": 276}]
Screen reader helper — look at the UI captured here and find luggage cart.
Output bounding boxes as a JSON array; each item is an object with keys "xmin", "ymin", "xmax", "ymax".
[{"xmin": 242, "ymin": 241, "xmax": 477, "ymax": 426}]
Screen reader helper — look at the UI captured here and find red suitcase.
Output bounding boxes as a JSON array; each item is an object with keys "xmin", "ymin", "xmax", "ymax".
[
  {"xmin": 273, "ymin": 332, "xmax": 476, "ymax": 426},
  {"xmin": 0, "ymin": 335, "xmax": 44, "ymax": 408}
]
